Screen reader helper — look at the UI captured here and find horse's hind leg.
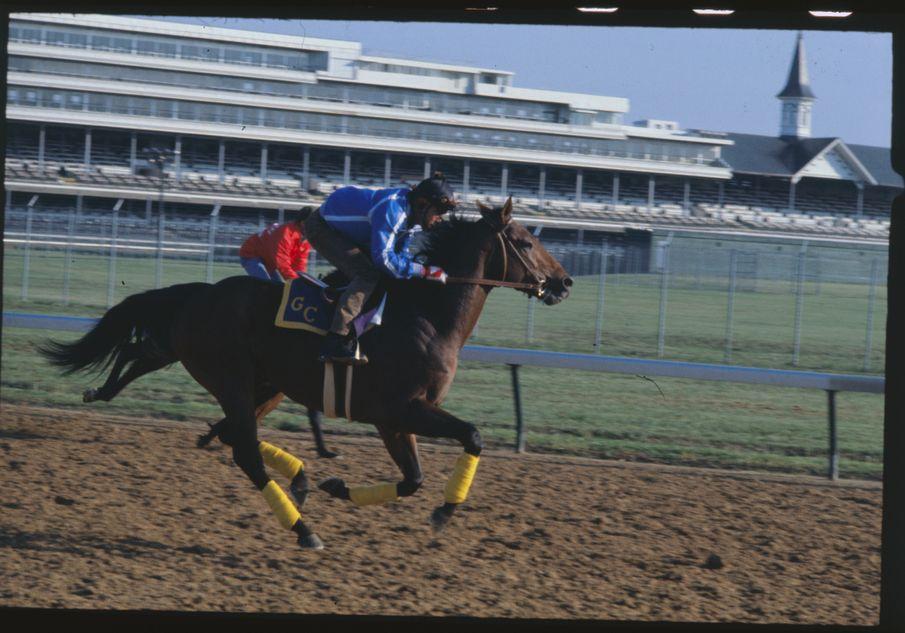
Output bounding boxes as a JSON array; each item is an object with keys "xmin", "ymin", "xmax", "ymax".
[
  {"xmin": 307, "ymin": 409, "xmax": 339, "ymax": 459},
  {"xmin": 82, "ymin": 357, "xmax": 174, "ymax": 402},
  {"xmin": 198, "ymin": 388, "xmax": 282, "ymax": 447},
  {"xmin": 318, "ymin": 425, "xmax": 422, "ymax": 506},
  {"xmin": 82, "ymin": 343, "xmax": 141, "ymax": 402},
  {"xmin": 252, "ymin": 395, "xmax": 330, "ymax": 505},
  {"xmin": 219, "ymin": 387, "xmax": 323, "ymax": 550}
]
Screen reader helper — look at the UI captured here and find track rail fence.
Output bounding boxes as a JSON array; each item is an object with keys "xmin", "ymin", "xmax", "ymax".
[
  {"xmin": 4, "ymin": 311, "xmax": 884, "ymax": 480},
  {"xmin": 4, "ymin": 205, "xmax": 890, "ymax": 371}
]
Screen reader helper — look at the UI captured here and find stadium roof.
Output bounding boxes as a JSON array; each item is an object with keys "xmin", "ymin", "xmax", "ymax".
[
  {"xmin": 721, "ymin": 132, "xmax": 901, "ymax": 188},
  {"xmin": 846, "ymin": 144, "xmax": 904, "ymax": 188}
]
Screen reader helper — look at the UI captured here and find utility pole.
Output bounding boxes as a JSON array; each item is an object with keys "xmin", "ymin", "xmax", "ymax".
[{"xmin": 142, "ymin": 147, "xmax": 174, "ymax": 288}]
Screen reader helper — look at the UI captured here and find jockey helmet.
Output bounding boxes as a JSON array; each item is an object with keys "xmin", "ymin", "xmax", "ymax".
[{"xmin": 412, "ymin": 171, "xmax": 457, "ymax": 214}]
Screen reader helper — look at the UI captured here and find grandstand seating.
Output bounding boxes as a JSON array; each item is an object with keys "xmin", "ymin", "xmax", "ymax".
[{"xmin": 4, "ymin": 139, "xmax": 894, "ymax": 239}]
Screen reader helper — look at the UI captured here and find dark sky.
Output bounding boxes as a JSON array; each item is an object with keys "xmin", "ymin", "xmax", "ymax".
[{"xmin": 144, "ymin": 16, "xmax": 893, "ymax": 147}]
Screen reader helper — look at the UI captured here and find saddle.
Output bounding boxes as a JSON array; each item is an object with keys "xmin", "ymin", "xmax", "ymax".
[{"xmin": 275, "ymin": 272, "xmax": 386, "ymax": 338}]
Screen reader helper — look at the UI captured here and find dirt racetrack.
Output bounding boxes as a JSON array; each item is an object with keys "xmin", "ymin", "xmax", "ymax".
[{"xmin": 0, "ymin": 403, "xmax": 881, "ymax": 624}]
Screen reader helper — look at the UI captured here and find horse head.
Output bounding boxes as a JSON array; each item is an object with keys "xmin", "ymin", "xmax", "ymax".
[{"xmin": 475, "ymin": 198, "xmax": 573, "ymax": 305}]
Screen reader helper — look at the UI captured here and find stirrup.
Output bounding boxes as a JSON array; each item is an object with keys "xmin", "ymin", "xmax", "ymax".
[
  {"xmin": 322, "ymin": 347, "xmax": 369, "ymax": 366},
  {"xmin": 319, "ymin": 333, "xmax": 368, "ymax": 365}
]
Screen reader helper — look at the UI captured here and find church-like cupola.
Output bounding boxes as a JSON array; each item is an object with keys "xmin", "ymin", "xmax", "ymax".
[{"xmin": 777, "ymin": 32, "xmax": 816, "ymax": 140}]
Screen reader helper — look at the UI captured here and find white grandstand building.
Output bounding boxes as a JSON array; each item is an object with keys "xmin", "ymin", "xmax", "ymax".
[{"xmin": 4, "ymin": 13, "xmax": 902, "ymax": 262}]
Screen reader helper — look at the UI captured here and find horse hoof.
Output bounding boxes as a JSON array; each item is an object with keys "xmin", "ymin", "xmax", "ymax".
[
  {"xmin": 430, "ymin": 505, "xmax": 454, "ymax": 532},
  {"xmin": 290, "ymin": 474, "xmax": 310, "ymax": 508},
  {"xmin": 317, "ymin": 477, "xmax": 348, "ymax": 500},
  {"xmin": 83, "ymin": 388, "xmax": 98, "ymax": 403},
  {"xmin": 317, "ymin": 449, "xmax": 341, "ymax": 459},
  {"xmin": 298, "ymin": 533, "xmax": 324, "ymax": 550}
]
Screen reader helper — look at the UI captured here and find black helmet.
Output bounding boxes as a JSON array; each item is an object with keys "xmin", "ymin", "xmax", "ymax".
[
  {"xmin": 295, "ymin": 206, "xmax": 315, "ymax": 224},
  {"xmin": 412, "ymin": 171, "xmax": 457, "ymax": 213}
]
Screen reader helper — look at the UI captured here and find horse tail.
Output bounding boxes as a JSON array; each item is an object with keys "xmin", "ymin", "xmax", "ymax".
[{"xmin": 38, "ymin": 282, "xmax": 209, "ymax": 375}]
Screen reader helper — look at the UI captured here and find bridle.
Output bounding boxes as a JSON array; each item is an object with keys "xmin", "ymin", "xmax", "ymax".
[{"xmin": 445, "ymin": 222, "xmax": 547, "ymax": 298}]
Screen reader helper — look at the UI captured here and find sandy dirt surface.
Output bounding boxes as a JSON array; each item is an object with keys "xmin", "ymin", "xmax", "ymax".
[{"xmin": 0, "ymin": 403, "xmax": 881, "ymax": 624}]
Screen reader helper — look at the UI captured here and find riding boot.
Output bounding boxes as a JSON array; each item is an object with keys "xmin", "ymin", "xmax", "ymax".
[{"xmin": 318, "ymin": 331, "xmax": 368, "ymax": 365}]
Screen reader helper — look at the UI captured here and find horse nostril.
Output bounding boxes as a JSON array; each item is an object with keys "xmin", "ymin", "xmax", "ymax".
[{"xmin": 563, "ymin": 277, "xmax": 574, "ymax": 288}]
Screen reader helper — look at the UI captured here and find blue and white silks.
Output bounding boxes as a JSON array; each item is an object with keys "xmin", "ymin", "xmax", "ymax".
[{"xmin": 319, "ymin": 186, "xmax": 424, "ymax": 279}]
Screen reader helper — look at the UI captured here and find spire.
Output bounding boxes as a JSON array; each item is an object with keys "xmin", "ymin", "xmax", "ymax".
[{"xmin": 777, "ymin": 31, "xmax": 816, "ymax": 99}]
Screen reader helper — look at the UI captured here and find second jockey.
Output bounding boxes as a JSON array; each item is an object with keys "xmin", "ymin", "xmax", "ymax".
[
  {"xmin": 239, "ymin": 209, "xmax": 313, "ymax": 283},
  {"xmin": 305, "ymin": 171, "xmax": 457, "ymax": 365}
]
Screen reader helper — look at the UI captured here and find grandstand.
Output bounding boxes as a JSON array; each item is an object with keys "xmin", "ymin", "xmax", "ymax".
[{"xmin": 4, "ymin": 14, "xmax": 901, "ymax": 255}]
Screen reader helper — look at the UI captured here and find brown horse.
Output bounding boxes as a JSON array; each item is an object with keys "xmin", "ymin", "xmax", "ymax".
[{"xmin": 41, "ymin": 199, "xmax": 572, "ymax": 549}]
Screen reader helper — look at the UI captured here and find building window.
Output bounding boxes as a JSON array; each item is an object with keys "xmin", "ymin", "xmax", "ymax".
[
  {"xmin": 87, "ymin": 93, "xmax": 109, "ymax": 111},
  {"xmin": 225, "ymin": 48, "xmax": 263, "ymax": 66},
  {"xmin": 91, "ymin": 34, "xmax": 112, "ymax": 50},
  {"xmin": 19, "ymin": 27, "xmax": 42, "ymax": 42},
  {"xmin": 266, "ymin": 52, "xmax": 287, "ymax": 68},
  {"xmin": 45, "ymin": 30, "xmax": 66, "ymax": 46},
  {"xmin": 112, "ymin": 37, "xmax": 133, "ymax": 53},
  {"xmin": 155, "ymin": 100, "xmax": 175, "ymax": 119},
  {"xmin": 201, "ymin": 46, "xmax": 220, "ymax": 62},
  {"xmin": 177, "ymin": 102, "xmax": 199, "ymax": 120},
  {"xmin": 180, "ymin": 44, "xmax": 203, "ymax": 60},
  {"xmin": 67, "ymin": 32, "xmax": 88, "ymax": 48}
]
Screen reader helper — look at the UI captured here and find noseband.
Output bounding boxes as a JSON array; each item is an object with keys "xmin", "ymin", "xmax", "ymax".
[{"xmin": 445, "ymin": 224, "xmax": 546, "ymax": 297}]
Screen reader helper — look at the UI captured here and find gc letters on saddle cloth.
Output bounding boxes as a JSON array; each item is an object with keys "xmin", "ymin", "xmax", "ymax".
[{"xmin": 274, "ymin": 273, "xmax": 386, "ymax": 338}]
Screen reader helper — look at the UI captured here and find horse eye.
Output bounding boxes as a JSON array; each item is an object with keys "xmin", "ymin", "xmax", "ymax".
[{"xmin": 517, "ymin": 241, "xmax": 534, "ymax": 250}]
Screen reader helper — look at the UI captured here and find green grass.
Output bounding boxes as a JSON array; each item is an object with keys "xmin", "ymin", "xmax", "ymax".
[
  {"xmin": 470, "ymin": 272, "xmax": 886, "ymax": 374},
  {"xmin": 1, "ymin": 247, "xmax": 886, "ymax": 479}
]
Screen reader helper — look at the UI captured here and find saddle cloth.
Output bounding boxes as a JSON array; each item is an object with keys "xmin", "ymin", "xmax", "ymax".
[{"xmin": 275, "ymin": 272, "xmax": 386, "ymax": 338}]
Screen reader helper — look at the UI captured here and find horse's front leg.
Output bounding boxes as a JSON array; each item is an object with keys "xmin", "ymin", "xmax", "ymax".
[
  {"xmin": 399, "ymin": 399, "xmax": 483, "ymax": 531},
  {"xmin": 318, "ymin": 425, "xmax": 423, "ymax": 505}
]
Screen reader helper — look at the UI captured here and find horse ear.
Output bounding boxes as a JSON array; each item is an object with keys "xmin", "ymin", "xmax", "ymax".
[
  {"xmin": 477, "ymin": 200, "xmax": 494, "ymax": 222},
  {"xmin": 500, "ymin": 197, "xmax": 514, "ymax": 226}
]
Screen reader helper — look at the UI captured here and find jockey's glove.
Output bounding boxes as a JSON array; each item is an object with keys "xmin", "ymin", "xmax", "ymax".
[{"xmin": 413, "ymin": 263, "xmax": 448, "ymax": 284}]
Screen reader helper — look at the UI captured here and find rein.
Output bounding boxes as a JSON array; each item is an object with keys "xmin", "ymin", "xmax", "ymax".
[{"xmin": 444, "ymin": 229, "xmax": 546, "ymax": 295}]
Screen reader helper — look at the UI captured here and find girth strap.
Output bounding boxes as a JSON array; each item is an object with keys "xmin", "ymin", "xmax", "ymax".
[{"xmin": 323, "ymin": 362, "xmax": 354, "ymax": 419}]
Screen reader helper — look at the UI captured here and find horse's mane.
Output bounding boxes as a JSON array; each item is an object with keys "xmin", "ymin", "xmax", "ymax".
[
  {"xmin": 319, "ymin": 214, "xmax": 481, "ymax": 287},
  {"xmin": 411, "ymin": 213, "xmax": 479, "ymax": 263}
]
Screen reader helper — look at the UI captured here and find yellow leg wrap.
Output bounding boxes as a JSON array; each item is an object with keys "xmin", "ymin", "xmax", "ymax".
[
  {"xmin": 349, "ymin": 482, "xmax": 400, "ymax": 507},
  {"xmin": 444, "ymin": 453, "xmax": 480, "ymax": 504},
  {"xmin": 261, "ymin": 480, "xmax": 301, "ymax": 530},
  {"xmin": 258, "ymin": 441, "xmax": 304, "ymax": 480}
]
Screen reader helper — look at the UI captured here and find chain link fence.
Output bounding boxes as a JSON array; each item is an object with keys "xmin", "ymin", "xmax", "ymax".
[{"xmin": 3, "ymin": 206, "xmax": 888, "ymax": 374}]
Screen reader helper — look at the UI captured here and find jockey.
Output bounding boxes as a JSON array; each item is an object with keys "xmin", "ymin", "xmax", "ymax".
[
  {"xmin": 239, "ymin": 209, "xmax": 313, "ymax": 282},
  {"xmin": 305, "ymin": 171, "xmax": 457, "ymax": 365}
]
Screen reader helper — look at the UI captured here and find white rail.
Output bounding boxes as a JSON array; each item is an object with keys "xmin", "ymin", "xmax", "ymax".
[{"xmin": 459, "ymin": 345, "xmax": 884, "ymax": 394}]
